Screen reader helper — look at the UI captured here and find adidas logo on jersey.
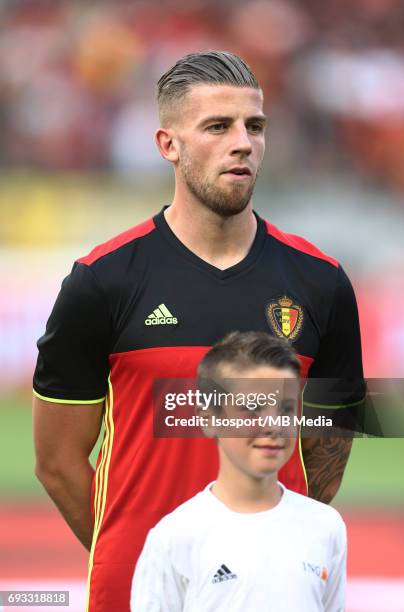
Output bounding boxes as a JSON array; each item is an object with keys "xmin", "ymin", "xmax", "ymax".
[
  {"xmin": 212, "ymin": 564, "xmax": 237, "ymax": 584},
  {"xmin": 145, "ymin": 304, "xmax": 178, "ymax": 326}
]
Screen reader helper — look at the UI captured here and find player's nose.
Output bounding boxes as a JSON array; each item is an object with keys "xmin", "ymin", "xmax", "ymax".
[{"xmin": 230, "ymin": 125, "xmax": 253, "ymax": 156}]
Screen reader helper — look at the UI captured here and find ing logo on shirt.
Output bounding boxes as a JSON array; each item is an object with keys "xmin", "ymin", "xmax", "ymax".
[
  {"xmin": 266, "ymin": 296, "xmax": 304, "ymax": 342},
  {"xmin": 302, "ymin": 561, "xmax": 328, "ymax": 581}
]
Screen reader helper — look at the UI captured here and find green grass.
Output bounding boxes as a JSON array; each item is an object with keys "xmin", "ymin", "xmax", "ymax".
[
  {"xmin": 0, "ymin": 398, "xmax": 103, "ymax": 499},
  {"xmin": 1, "ymin": 399, "xmax": 403, "ymax": 507},
  {"xmin": 335, "ymin": 437, "xmax": 404, "ymax": 507}
]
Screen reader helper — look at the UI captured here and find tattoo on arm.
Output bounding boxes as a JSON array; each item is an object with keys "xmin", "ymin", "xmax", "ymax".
[{"xmin": 301, "ymin": 437, "xmax": 353, "ymax": 504}]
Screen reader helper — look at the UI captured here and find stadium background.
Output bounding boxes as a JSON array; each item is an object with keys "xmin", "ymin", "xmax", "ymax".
[{"xmin": 0, "ymin": 1, "xmax": 403, "ymax": 610}]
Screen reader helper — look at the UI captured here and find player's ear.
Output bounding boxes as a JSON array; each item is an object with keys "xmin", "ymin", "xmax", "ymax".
[{"xmin": 155, "ymin": 127, "xmax": 179, "ymax": 163}]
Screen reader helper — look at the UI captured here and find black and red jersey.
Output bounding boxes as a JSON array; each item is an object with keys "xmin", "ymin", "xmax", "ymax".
[{"xmin": 33, "ymin": 208, "xmax": 364, "ymax": 612}]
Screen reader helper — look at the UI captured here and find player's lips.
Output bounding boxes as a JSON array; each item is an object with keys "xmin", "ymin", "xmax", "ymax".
[{"xmin": 222, "ymin": 166, "xmax": 252, "ymax": 179}]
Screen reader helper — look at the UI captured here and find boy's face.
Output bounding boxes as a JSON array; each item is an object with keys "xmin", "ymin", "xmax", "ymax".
[{"xmin": 213, "ymin": 363, "xmax": 299, "ymax": 480}]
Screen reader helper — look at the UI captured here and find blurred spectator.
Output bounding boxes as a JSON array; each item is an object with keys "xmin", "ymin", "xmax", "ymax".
[
  {"xmin": 0, "ymin": 0, "xmax": 404, "ymax": 192},
  {"xmin": 109, "ymin": 98, "xmax": 167, "ymax": 172}
]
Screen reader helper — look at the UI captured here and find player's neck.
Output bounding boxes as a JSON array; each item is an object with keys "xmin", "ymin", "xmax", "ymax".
[
  {"xmin": 211, "ymin": 465, "xmax": 282, "ymax": 513},
  {"xmin": 164, "ymin": 197, "xmax": 257, "ymax": 271}
]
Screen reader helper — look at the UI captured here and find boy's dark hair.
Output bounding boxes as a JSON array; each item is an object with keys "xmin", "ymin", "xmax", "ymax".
[
  {"xmin": 157, "ymin": 51, "xmax": 259, "ymax": 125},
  {"xmin": 198, "ymin": 331, "xmax": 301, "ymax": 380}
]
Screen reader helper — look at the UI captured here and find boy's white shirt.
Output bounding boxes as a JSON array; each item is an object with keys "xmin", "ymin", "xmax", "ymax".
[{"xmin": 131, "ymin": 482, "xmax": 346, "ymax": 612}]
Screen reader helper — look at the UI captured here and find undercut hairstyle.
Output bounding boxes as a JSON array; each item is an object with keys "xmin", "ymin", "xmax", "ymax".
[
  {"xmin": 157, "ymin": 51, "xmax": 260, "ymax": 126},
  {"xmin": 198, "ymin": 331, "xmax": 301, "ymax": 381}
]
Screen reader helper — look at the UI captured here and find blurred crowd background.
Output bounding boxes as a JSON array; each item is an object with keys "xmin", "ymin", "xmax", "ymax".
[
  {"xmin": 0, "ymin": 0, "xmax": 404, "ymax": 184},
  {"xmin": 0, "ymin": 2, "xmax": 403, "ymax": 610},
  {"xmin": 1, "ymin": 0, "xmax": 404, "ymax": 183}
]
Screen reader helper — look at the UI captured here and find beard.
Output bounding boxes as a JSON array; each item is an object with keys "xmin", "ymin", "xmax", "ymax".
[{"xmin": 179, "ymin": 150, "xmax": 258, "ymax": 218}]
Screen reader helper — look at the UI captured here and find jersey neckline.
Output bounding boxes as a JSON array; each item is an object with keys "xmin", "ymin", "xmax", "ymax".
[
  {"xmin": 153, "ymin": 206, "xmax": 267, "ymax": 281},
  {"xmin": 204, "ymin": 480, "xmax": 290, "ymax": 520}
]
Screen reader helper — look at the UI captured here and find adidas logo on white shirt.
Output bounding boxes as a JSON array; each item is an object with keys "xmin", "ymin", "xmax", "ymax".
[
  {"xmin": 212, "ymin": 564, "xmax": 237, "ymax": 584},
  {"xmin": 145, "ymin": 303, "xmax": 178, "ymax": 326}
]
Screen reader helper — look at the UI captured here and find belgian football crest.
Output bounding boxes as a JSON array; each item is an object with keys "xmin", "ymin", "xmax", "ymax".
[{"xmin": 266, "ymin": 296, "xmax": 304, "ymax": 342}]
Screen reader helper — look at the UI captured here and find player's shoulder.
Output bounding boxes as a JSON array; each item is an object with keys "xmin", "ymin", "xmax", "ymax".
[
  {"xmin": 286, "ymin": 488, "xmax": 345, "ymax": 530},
  {"xmin": 262, "ymin": 217, "xmax": 339, "ymax": 269},
  {"xmin": 76, "ymin": 216, "xmax": 157, "ymax": 267}
]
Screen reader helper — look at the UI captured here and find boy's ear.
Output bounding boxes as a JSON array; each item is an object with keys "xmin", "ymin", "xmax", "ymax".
[{"xmin": 196, "ymin": 406, "xmax": 217, "ymax": 439}]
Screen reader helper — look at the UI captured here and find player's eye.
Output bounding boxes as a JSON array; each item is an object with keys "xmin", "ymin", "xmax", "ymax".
[
  {"xmin": 208, "ymin": 123, "xmax": 227, "ymax": 132},
  {"xmin": 248, "ymin": 122, "xmax": 264, "ymax": 133}
]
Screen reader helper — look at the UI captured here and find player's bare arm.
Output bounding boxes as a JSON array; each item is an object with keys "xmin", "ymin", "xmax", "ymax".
[
  {"xmin": 301, "ymin": 437, "xmax": 353, "ymax": 504},
  {"xmin": 33, "ymin": 396, "xmax": 104, "ymax": 550}
]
